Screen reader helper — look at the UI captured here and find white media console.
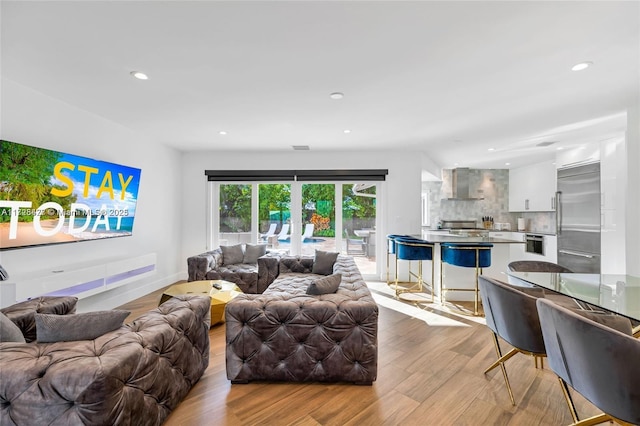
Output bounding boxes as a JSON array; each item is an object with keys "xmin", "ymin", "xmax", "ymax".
[{"xmin": 0, "ymin": 253, "xmax": 157, "ymax": 308}]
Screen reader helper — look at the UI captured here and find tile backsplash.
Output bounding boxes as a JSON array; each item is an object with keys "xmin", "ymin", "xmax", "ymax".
[{"xmin": 423, "ymin": 169, "xmax": 556, "ymax": 234}]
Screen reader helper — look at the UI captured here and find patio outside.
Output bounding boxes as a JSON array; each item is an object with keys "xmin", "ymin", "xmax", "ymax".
[{"xmin": 271, "ymin": 236, "xmax": 377, "ymax": 275}]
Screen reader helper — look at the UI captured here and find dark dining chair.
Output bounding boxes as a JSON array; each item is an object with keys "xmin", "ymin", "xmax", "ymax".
[
  {"xmin": 537, "ymin": 298, "xmax": 637, "ymax": 425},
  {"xmin": 478, "ymin": 276, "xmax": 547, "ymax": 405},
  {"xmin": 508, "ymin": 260, "xmax": 573, "ymax": 273},
  {"xmin": 508, "ymin": 260, "xmax": 611, "ymax": 313}
]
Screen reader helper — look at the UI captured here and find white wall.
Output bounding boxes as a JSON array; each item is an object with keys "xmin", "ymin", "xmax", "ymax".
[
  {"xmin": 0, "ymin": 79, "xmax": 183, "ymax": 311},
  {"xmin": 180, "ymin": 150, "xmax": 423, "ymax": 268}
]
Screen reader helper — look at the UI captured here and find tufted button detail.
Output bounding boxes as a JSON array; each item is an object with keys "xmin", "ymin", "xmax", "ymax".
[{"xmin": 224, "ymin": 255, "xmax": 377, "ymax": 384}]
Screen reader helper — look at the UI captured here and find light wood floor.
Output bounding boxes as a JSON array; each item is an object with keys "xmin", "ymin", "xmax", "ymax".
[{"xmin": 117, "ymin": 282, "xmax": 603, "ymax": 426}]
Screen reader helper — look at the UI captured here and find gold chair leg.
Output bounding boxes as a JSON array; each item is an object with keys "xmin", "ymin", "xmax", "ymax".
[
  {"xmin": 632, "ymin": 324, "xmax": 640, "ymax": 338},
  {"xmin": 486, "ymin": 332, "xmax": 516, "ymax": 405},
  {"xmin": 558, "ymin": 376, "xmax": 580, "ymax": 423},
  {"xmin": 571, "ymin": 413, "xmax": 612, "ymax": 426},
  {"xmin": 484, "ymin": 347, "xmax": 520, "ymax": 374}
]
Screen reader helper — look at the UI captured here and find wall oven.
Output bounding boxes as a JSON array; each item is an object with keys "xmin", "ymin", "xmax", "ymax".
[{"xmin": 525, "ymin": 234, "xmax": 545, "ymax": 255}]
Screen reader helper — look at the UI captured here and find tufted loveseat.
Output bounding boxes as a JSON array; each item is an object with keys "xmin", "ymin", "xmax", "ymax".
[
  {"xmin": 0, "ymin": 295, "xmax": 211, "ymax": 426},
  {"xmin": 187, "ymin": 247, "xmax": 280, "ymax": 294},
  {"xmin": 225, "ymin": 255, "xmax": 378, "ymax": 385}
]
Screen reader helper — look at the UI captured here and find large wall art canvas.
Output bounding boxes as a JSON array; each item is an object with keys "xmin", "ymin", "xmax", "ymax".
[{"xmin": 0, "ymin": 140, "xmax": 142, "ymax": 250}]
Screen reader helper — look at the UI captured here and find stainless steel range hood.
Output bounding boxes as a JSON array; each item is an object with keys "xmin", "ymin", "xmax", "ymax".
[{"xmin": 446, "ymin": 168, "xmax": 484, "ymax": 200}]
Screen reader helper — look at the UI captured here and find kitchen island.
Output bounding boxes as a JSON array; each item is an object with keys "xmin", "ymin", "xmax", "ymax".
[{"xmin": 390, "ymin": 232, "xmax": 525, "ymax": 311}]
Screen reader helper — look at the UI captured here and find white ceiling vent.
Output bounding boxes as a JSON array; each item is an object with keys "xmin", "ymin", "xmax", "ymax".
[{"xmin": 292, "ymin": 145, "xmax": 310, "ymax": 151}]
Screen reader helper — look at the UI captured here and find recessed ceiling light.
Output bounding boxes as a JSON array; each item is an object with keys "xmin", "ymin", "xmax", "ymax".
[
  {"xmin": 571, "ymin": 61, "xmax": 593, "ymax": 71},
  {"xmin": 130, "ymin": 71, "xmax": 148, "ymax": 80},
  {"xmin": 219, "ymin": 131, "xmax": 227, "ymax": 135},
  {"xmin": 488, "ymin": 148, "xmax": 495, "ymax": 151},
  {"xmin": 454, "ymin": 163, "xmax": 459, "ymax": 166},
  {"xmin": 505, "ymin": 162, "xmax": 511, "ymax": 166},
  {"xmin": 329, "ymin": 92, "xmax": 344, "ymax": 100},
  {"xmin": 557, "ymin": 147, "xmax": 564, "ymax": 151},
  {"xmin": 343, "ymin": 129, "xmax": 351, "ymax": 134}
]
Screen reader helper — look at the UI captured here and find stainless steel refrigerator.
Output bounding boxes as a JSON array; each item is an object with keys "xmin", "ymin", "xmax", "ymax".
[{"xmin": 556, "ymin": 162, "xmax": 601, "ymax": 273}]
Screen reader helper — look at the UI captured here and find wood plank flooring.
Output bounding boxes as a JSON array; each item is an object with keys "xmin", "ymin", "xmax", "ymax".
[{"xmin": 117, "ymin": 282, "xmax": 603, "ymax": 426}]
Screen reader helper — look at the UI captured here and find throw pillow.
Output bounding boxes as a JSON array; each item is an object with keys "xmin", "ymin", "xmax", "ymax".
[
  {"xmin": 312, "ymin": 250, "xmax": 339, "ymax": 275},
  {"xmin": 243, "ymin": 243, "xmax": 267, "ymax": 264},
  {"xmin": 221, "ymin": 244, "xmax": 244, "ymax": 266},
  {"xmin": 0, "ymin": 312, "xmax": 25, "ymax": 343},
  {"xmin": 307, "ymin": 273, "xmax": 342, "ymax": 295},
  {"xmin": 35, "ymin": 310, "xmax": 130, "ymax": 343}
]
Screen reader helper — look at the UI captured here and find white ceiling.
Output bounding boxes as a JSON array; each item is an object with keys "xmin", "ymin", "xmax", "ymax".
[{"xmin": 2, "ymin": 1, "xmax": 638, "ymax": 172}]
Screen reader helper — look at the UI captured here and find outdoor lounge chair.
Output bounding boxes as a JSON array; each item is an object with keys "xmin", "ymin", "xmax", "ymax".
[
  {"xmin": 277, "ymin": 224, "xmax": 290, "ymax": 241},
  {"xmin": 259, "ymin": 223, "xmax": 277, "ymax": 242},
  {"xmin": 301, "ymin": 224, "xmax": 314, "ymax": 242}
]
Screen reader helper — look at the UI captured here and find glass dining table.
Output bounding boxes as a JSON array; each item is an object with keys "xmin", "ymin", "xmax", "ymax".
[{"xmin": 507, "ymin": 271, "xmax": 640, "ymax": 323}]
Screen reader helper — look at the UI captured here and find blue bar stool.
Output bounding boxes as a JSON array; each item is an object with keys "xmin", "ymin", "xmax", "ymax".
[
  {"xmin": 394, "ymin": 236, "xmax": 435, "ymax": 301},
  {"xmin": 440, "ymin": 243, "xmax": 493, "ymax": 315},
  {"xmin": 386, "ymin": 234, "xmax": 408, "ymax": 285}
]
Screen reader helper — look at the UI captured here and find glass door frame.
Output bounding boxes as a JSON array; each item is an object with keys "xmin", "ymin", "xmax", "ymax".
[{"xmin": 207, "ymin": 180, "xmax": 383, "ymax": 278}]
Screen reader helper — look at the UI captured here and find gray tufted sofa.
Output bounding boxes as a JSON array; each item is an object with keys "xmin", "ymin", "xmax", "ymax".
[
  {"xmin": 225, "ymin": 255, "xmax": 378, "ymax": 385},
  {"xmin": 187, "ymin": 247, "xmax": 280, "ymax": 294},
  {"xmin": 0, "ymin": 295, "xmax": 211, "ymax": 426}
]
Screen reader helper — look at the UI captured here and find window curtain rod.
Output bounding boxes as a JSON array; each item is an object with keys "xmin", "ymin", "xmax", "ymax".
[{"xmin": 205, "ymin": 169, "xmax": 388, "ymax": 182}]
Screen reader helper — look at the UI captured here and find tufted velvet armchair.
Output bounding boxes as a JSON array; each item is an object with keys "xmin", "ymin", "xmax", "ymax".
[
  {"xmin": 225, "ymin": 255, "xmax": 378, "ymax": 384},
  {"xmin": 0, "ymin": 295, "xmax": 211, "ymax": 426}
]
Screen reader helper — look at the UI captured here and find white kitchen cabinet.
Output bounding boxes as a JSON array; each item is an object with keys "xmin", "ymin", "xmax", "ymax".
[
  {"xmin": 509, "ymin": 161, "xmax": 556, "ymax": 212},
  {"xmin": 501, "ymin": 232, "xmax": 557, "ymax": 263},
  {"xmin": 544, "ymin": 235, "xmax": 557, "ymax": 263},
  {"xmin": 490, "ymin": 232, "xmax": 526, "ymax": 262}
]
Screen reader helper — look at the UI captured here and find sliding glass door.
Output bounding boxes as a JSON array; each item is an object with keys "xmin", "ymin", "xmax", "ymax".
[
  {"xmin": 210, "ymin": 180, "xmax": 380, "ymax": 277},
  {"xmin": 218, "ymin": 184, "xmax": 252, "ymax": 245},
  {"xmin": 300, "ymin": 183, "xmax": 336, "ymax": 255},
  {"xmin": 342, "ymin": 183, "xmax": 377, "ymax": 275},
  {"xmin": 258, "ymin": 183, "xmax": 291, "ymax": 247}
]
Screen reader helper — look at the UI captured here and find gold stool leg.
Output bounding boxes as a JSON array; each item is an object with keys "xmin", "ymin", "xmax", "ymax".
[
  {"xmin": 386, "ymin": 245, "xmax": 389, "ymax": 284},
  {"xmin": 430, "ymin": 257, "xmax": 435, "ymax": 303},
  {"xmin": 394, "ymin": 254, "xmax": 400, "ymax": 297},
  {"xmin": 440, "ymin": 258, "xmax": 445, "ymax": 305}
]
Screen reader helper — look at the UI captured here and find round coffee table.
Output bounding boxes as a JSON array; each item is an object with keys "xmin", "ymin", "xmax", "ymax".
[{"xmin": 159, "ymin": 280, "xmax": 242, "ymax": 326}]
